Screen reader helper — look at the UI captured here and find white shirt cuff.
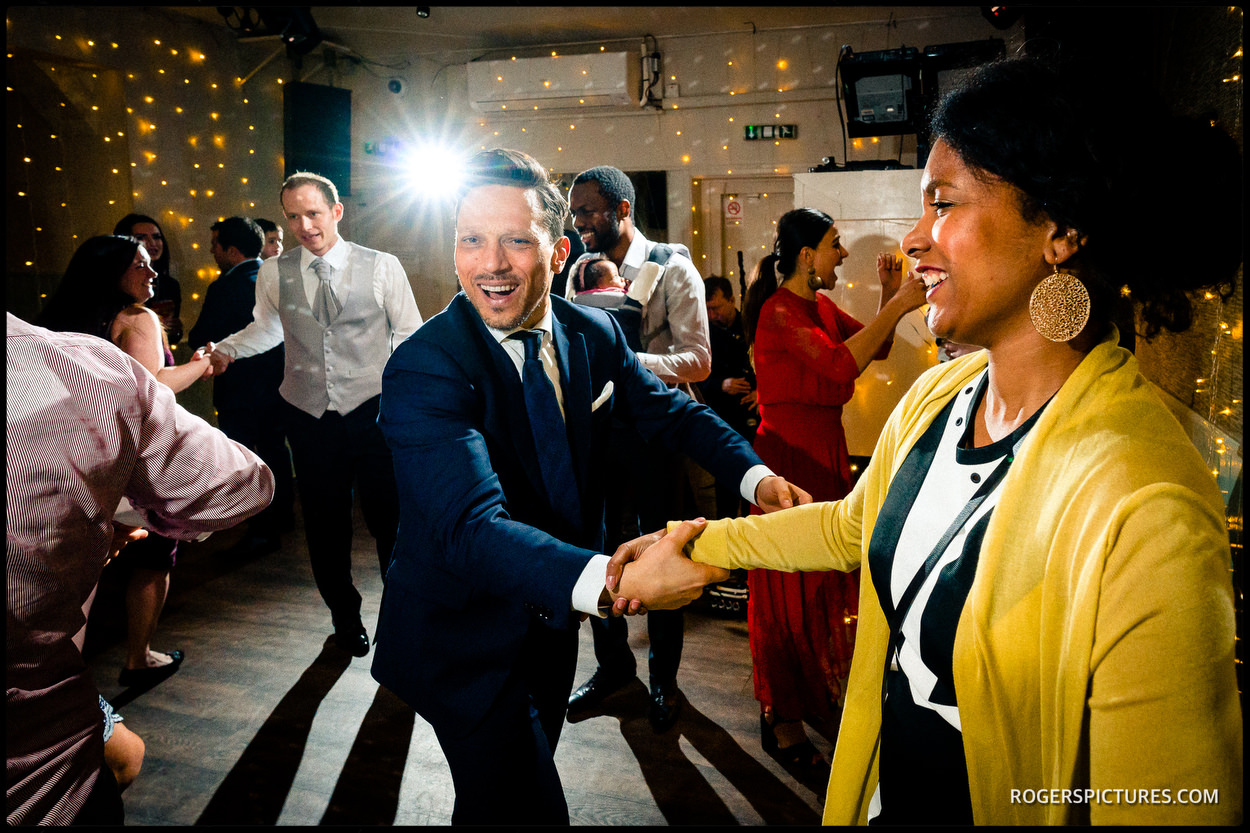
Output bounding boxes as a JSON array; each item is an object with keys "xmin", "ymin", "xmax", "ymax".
[
  {"xmin": 572, "ymin": 553, "xmax": 613, "ymax": 618},
  {"xmin": 740, "ymin": 464, "xmax": 775, "ymax": 506}
]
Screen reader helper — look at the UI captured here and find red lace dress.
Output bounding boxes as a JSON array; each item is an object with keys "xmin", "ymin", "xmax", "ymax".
[{"xmin": 749, "ymin": 287, "xmax": 890, "ymax": 721}]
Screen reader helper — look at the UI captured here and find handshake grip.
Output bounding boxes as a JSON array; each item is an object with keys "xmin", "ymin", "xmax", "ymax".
[
  {"xmin": 604, "ymin": 519, "xmax": 729, "ymax": 616},
  {"xmin": 204, "ymin": 343, "xmax": 235, "ymax": 375}
]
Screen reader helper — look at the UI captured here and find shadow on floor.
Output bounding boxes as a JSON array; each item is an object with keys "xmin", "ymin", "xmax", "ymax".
[
  {"xmin": 570, "ymin": 679, "xmax": 822, "ymax": 825},
  {"xmin": 320, "ymin": 684, "xmax": 416, "ymax": 825},
  {"xmin": 194, "ymin": 636, "xmax": 349, "ymax": 825}
]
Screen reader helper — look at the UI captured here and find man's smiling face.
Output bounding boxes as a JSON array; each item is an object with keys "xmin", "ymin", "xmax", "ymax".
[{"xmin": 455, "ymin": 183, "xmax": 568, "ymax": 331}]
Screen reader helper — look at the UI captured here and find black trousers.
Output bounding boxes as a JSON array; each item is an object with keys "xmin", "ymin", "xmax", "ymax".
[
  {"xmin": 284, "ymin": 396, "xmax": 399, "ymax": 625},
  {"xmin": 217, "ymin": 399, "xmax": 295, "ymax": 537},
  {"xmin": 431, "ymin": 624, "xmax": 579, "ymax": 825},
  {"xmin": 591, "ymin": 428, "xmax": 686, "ymax": 690}
]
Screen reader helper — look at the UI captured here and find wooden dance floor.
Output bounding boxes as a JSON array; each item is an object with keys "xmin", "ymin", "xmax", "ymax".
[{"xmin": 83, "ymin": 503, "xmax": 835, "ymax": 825}]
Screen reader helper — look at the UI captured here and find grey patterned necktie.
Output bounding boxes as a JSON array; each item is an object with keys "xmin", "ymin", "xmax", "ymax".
[{"xmin": 311, "ymin": 257, "xmax": 341, "ymax": 325}]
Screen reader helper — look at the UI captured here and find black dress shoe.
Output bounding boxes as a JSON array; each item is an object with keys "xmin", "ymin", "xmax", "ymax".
[
  {"xmin": 334, "ymin": 622, "xmax": 370, "ymax": 657},
  {"xmin": 118, "ymin": 649, "xmax": 185, "ymax": 687},
  {"xmin": 649, "ymin": 687, "xmax": 683, "ymax": 733},
  {"xmin": 567, "ymin": 666, "xmax": 635, "ymax": 714}
]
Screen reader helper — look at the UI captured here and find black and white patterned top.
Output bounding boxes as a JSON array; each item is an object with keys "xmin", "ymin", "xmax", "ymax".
[{"xmin": 865, "ymin": 370, "xmax": 1047, "ymax": 825}]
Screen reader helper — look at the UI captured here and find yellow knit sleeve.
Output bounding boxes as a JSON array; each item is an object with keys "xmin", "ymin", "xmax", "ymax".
[{"xmin": 681, "ymin": 491, "xmax": 865, "ymax": 574}]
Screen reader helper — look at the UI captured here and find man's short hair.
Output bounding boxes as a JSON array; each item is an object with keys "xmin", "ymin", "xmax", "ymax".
[
  {"xmin": 211, "ymin": 216, "xmax": 265, "ymax": 259},
  {"xmin": 281, "ymin": 172, "xmax": 339, "ymax": 210},
  {"xmin": 253, "ymin": 217, "xmax": 279, "ymax": 235},
  {"xmin": 572, "ymin": 165, "xmax": 635, "ymax": 210},
  {"xmin": 458, "ymin": 148, "xmax": 568, "ymax": 245},
  {"xmin": 704, "ymin": 275, "xmax": 733, "ymax": 302}
]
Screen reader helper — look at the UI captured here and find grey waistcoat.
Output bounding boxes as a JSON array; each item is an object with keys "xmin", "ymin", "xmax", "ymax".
[{"xmin": 276, "ymin": 244, "xmax": 390, "ymax": 417}]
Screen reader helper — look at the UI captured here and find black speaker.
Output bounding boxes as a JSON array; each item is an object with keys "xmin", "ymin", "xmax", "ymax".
[{"xmin": 283, "ymin": 82, "xmax": 351, "ymax": 197}]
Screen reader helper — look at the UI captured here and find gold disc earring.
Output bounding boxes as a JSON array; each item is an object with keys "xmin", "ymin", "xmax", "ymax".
[
  {"xmin": 1029, "ymin": 265, "xmax": 1091, "ymax": 342},
  {"xmin": 807, "ymin": 266, "xmax": 824, "ymax": 291}
]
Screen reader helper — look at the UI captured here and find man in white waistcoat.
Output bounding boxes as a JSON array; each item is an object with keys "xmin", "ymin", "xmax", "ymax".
[{"xmin": 210, "ymin": 172, "xmax": 423, "ymax": 656}]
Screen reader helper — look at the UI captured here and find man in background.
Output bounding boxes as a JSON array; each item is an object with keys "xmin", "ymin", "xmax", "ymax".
[
  {"xmin": 699, "ymin": 275, "xmax": 758, "ymax": 518},
  {"xmin": 254, "ymin": 217, "xmax": 284, "ymax": 260},
  {"xmin": 566, "ymin": 164, "xmax": 712, "ymax": 732},
  {"xmin": 188, "ymin": 216, "xmax": 295, "ymax": 557}
]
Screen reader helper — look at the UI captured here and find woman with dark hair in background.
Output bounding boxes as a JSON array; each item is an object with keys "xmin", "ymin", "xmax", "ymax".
[
  {"xmin": 611, "ymin": 56, "xmax": 1242, "ymax": 824},
  {"xmin": 738, "ymin": 209, "xmax": 924, "ymax": 766},
  {"xmin": 39, "ymin": 234, "xmax": 214, "ymax": 688},
  {"xmin": 114, "ymin": 213, "xmax": 183, "ymax": 343}
]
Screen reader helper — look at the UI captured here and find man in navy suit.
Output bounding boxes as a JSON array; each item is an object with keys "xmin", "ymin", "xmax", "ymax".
[
  {"xmin": 371, "ymin": 149, "xmax": 810, "ymax": 825},
  {"xmin": 188, "ymin": 216, "xmax": 295, "ymax": 555}
]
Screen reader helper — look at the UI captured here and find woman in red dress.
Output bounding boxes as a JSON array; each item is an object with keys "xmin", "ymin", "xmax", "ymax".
[{"xmin": 741, "ymin": 208, "xmax": 926, "ymax": 764}]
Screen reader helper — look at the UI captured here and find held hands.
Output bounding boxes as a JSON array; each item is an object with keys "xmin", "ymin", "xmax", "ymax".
[
  {"xmin": 605, "ymin": 519, "xmax": 728, "ymax": 615},
  {"xmin": 187, "ymin": 344, "xmax": 215, "ymax": 379},
  {"xmin": 206, "ymin": 342, "xmax": 234, "ymax": 376},
  {"xmin": 754, "ymin": 475, "xmax": 812, "ymax": 514}
]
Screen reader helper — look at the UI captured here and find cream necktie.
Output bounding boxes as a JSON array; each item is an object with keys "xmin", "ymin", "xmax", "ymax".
[{"xmin": 311, "ymin": 257, "xmax": 341, "ymax": 325}]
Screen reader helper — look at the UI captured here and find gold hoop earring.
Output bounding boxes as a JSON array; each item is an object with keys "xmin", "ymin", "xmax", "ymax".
[{"xmin": 1029, "ymin": 265, "xmax": 1090, "ymax": 342}]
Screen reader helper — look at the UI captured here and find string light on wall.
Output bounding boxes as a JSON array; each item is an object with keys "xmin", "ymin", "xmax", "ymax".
[{"xmin": 6, "ymin": 9, "xmax": 288, "ymax": 314}]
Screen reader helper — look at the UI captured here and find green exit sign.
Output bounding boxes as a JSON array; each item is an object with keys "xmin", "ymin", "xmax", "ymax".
[{"xmin": 744, "ymin": 124, "xmax": 797, "ymax": 141}]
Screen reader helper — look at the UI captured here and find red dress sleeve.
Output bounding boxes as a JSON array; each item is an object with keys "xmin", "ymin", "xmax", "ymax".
[
  {"xmin": 817, "ymin": 291, "xmax": 892, "ymax": 363},
  {"xmin": 755, "ymin": 289, "xmax": 860, "ymax": 408}
]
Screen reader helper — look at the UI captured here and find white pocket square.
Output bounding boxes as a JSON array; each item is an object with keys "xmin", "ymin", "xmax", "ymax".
[{"xmin": 591, "ymin": 381, "xmax": 614, "ymax": 412}]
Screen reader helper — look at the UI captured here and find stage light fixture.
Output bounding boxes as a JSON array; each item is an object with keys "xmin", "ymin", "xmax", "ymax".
[
  {"xmin": 402, "ymin": 140, "xmax": 468, "ymax": 201},
  {"xmin": 416, "ymin": 7, "xmax": 431, "ymax": 18}
]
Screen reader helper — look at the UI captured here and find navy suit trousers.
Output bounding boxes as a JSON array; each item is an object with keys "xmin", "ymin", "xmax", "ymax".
[{"xmin": 432, "ymin": 623, "xmax": 578, "ymax": 824}]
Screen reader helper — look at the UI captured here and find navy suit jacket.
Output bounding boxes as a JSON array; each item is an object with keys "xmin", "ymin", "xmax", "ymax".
[
  {"xmin": 186, "ymin": 259, "xmax": 284, "ymax": 411},
  {"xmin": 371, "ymin": 293, "xmax": 762, "ymax": 729}
]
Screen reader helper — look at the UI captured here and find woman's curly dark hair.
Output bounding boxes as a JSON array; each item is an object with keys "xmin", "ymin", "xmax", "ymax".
[{"xmin": 929, "ymin": 57, "xmax": 1241, "ymax": 339}]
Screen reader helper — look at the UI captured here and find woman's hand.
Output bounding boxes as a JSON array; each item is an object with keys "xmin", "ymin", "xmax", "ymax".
[
  {"xmin": 607, "ymin": 519, "xmax": 724, "ymax": 614},
  {"xmin": 890, "ymin": 272, "xmax": 929, "ymax": 315},
  {"xmin": 106, "ymin": 523, "xmax": 148, "ymax": 566},
  {"xmin": 186, "ymin": 346, "xmax": 215, "ymax": 379},
  {"xmin": 877, "ymin": 252, "xmax": 905, "ymax": 298}
]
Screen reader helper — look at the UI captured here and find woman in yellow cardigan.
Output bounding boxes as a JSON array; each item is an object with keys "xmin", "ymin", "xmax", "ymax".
[{"xmin": 607, "ymin": 57, "xmax": 1242, "ymax": 824}]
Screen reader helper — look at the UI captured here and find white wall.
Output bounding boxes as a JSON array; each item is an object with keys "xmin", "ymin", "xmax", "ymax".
[
  {"xmin": 334, "ymin": 8, "xmax": 1020, "ymax": 318},
  {"xmin": 795, "ymin": 169, "xmax": 933, "ymax": 455}
]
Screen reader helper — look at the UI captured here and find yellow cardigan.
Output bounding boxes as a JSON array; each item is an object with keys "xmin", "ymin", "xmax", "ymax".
[{"xmin": 689, "ymin": 332, "xmax": 1241, "ymax": 824}]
